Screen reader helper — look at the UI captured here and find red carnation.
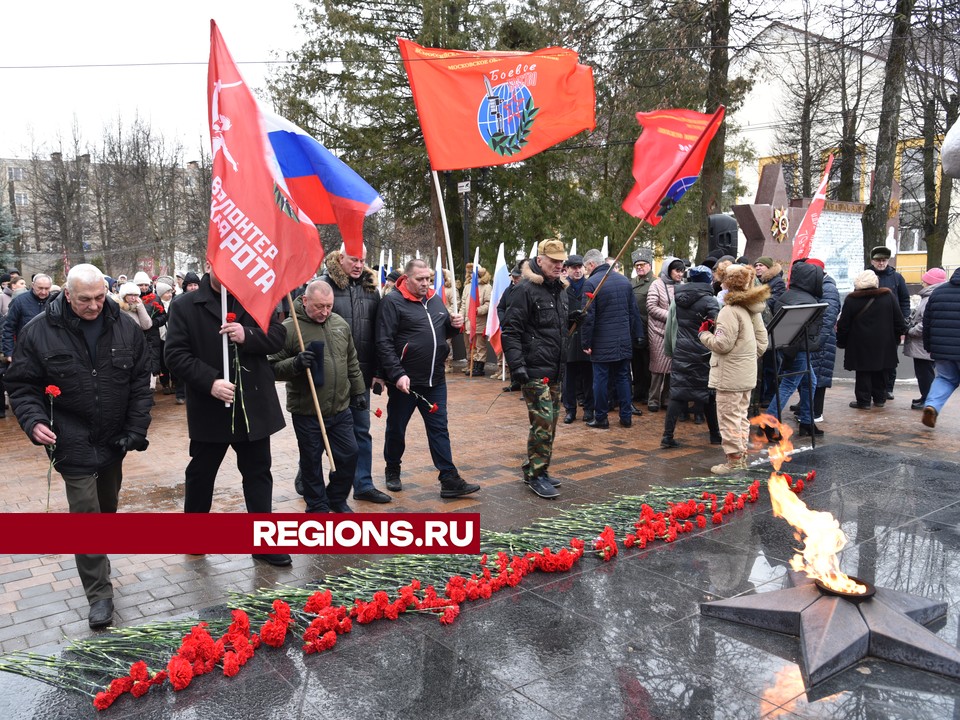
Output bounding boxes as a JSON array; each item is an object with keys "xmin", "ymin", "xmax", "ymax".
[
  {"xmin": 225, "ymin": 312, "xmax": 237, "ymax": 323},
  {"xmin": 374, "ymin": 408, "xmax": 383, "ymax": 418},
  {"xmin": 696, "ymin": 515, "xmax": 707, "ymax": 529},
  {"xmin": 45, "ymin": 384, "xmax": 61, "ymax": 398},
  {"xmin": 93, "ymin": 691, "xmax": 117, "ymax": 711},
  {"xmin": 130, "ymin": 681, "xmax": 151, "ymax": 698},
  {"xmin": 542, "ymin": 377, "xmax": 550, "ymax": 384},
  {"xmin": 429, "ymin": 403, "xmax": 439, "ymax": 414},
  {"xmin": 585, "ymin": 292, "xmax": 595, "ymax": 299},
  {"xmin": 712, "ymin": 512, "xmax": 723, "ymax": 525},
  {"xmin": 222, "ymin": 651, "xmax": 241, "ymax": 677},
  {"xmin": 166, "ymin": 656, "xmax": 194, "ymax": 691},
  {"xmin": 129, "ymin": 660, "xmax": 150, "ymax": 683}
]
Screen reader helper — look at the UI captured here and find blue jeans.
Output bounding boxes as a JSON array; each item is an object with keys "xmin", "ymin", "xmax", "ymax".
[
  {"xmin": 767, "ymin": 351, "xmax": 817, "ymax": 424},
  {"xmin": 292, "ymin": 410, "xmax": 358, "ymax": 512},
  {"xmin": 350, "ymin": 388, "xmax": 375, "ymax": 494},
  {"xmin": 592, "ymin": 358, "xmax": 633, "ymax": 423},
  {"xmin": 925, "ymin": 360, "xmax": 960, "ymax": 413},
  {"xmin": 384, "ymin": 384, "xmax": 456, "ymax": 476}
]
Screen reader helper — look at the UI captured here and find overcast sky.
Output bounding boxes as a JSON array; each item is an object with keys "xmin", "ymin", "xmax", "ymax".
[{"xmin": 0, "ymin": 0, "xmax": 305, "ymax": 159}]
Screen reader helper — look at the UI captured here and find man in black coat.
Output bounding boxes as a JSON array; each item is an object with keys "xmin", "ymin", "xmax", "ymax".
[
  {"xmin": 376, "ymin": 259, "xmax": 479, "ymax": 499},
  {"xmin": 920, "ymin": 266, "xmax": 960, "ymax": 428},
  {"xmin": 6, "ymin": 264, "xmax": 153, "ymax": 629},
  {"xmin": 320, "ymin": 247, "xmax": 391, "ymax": 504},
  {"xmin": 580, "ymin": 248, "xmax": 645, "ymax": 429},
  {"xmin": 164, "ymin": 269, "xmax": 291, "ymax": 566},
  {"xmin": 561, "ymin": 254, "xmax": 593, "ymax": 424},
  {"xmin": 867, "ymin": 245, "xmax": 911, "ymax": 399},
  {"xmin": 1, "ymin": 272, "xmax": 52, "ymax": 360},
  {"xmin": 502, "ymin": 240, "xmax": 570, "ymax": 499}
]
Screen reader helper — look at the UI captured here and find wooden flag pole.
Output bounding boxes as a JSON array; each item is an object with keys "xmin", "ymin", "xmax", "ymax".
[
  {"xmin": 569, "ymin": 219, "xmax": 645, "ymax": 336},
  {"xmin": 431, "ymin": 170, "xmax": 459, "ymax": 314},
  {"xmin": 286, "ymin": 292, "xmax": 336, "ymax": 473}
]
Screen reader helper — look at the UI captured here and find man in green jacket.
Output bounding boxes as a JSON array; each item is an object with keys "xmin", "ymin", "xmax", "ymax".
[{"xmin": 270, "ymin": 280, "xmax": 366, "ymax": 512}]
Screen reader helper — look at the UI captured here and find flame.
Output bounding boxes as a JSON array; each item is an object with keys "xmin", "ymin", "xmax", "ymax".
[
  {"xmin": 760, "ymin": 665, "xmax": 806, "ymax": 716},
  {"xmin": 751, "ymin": 414, "xmax": 865, "ymax": 595}
]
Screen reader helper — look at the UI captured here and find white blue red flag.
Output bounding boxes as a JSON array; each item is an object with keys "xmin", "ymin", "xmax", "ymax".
[
  {"xmin": 468, "ymin": 246, "xmax": 480, "ymax": 345},
  {"xmin": 433, "ymin": 247, "xmax": 446, "ymax": 304},
  {"xmin": 484, "ymin": 243, "xmax": 510, "ymax": 355},
  {"xmin": 260, "ymin": 108, "xmax": 382, "ymax": 258}
]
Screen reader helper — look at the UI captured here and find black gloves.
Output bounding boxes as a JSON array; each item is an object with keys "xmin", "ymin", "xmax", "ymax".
[
  {"xmin": 113, "ymin": 432, "xmax": 149, "ymax": 453},
  {"xmin": 512, "ymin": 369, "xmax": 530, "ymax": 385},
  {"xmin": 568, "ymin": 309, "xmax": 585, "ymax": 327},
  {"xmin": 292, "ymin": 349, "xmax": 316, "ymax": 372},
  {"xmin": 350, "ymin": 394, "xmax": 368, "ymax": 411}
]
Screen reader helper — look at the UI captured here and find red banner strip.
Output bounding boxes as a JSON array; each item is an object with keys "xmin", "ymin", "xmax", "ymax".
[{"xmin": 0, "ymin": 513, "xmax": 481, "ymax": 555}]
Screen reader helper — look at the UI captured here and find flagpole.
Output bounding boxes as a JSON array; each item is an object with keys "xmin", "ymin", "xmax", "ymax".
[
  {"xmin": 221, "ymin": 285, "xmax": 231, "ymax": 408},
  {"xmin": 286, "ymin": 292, "xmax": 337, "ymax": 473},
  {"xmin": 432, "ymin": 170, "xmax": 459, "ymax": 314}
]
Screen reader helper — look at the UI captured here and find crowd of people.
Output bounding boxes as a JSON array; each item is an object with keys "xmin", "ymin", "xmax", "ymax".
[{"xmin": 1, "ymin": 240, "xmax": 959, "ymax": 629}]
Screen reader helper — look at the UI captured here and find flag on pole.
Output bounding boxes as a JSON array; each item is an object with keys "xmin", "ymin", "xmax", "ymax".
[
  {"xmin": 789, "ymin": 154, "xmax": 834, "ymax": 270},
  {"xmin": 622, "ymin": 107, "xmax": 725, "ymax": 226},
  {"xmin": 378, "ymin": 249, "xmax": 386, "ymax": 295},
  {"xmin": 397, "ymin": 37, "xmax": 595, "ymax": 171},
  {"xmin": 433, "ymin": 247, "xmax": 446, "ymax": 304},
  {"xmin": 484, "ymin": 243, "xmax": 510, "ymax": 355},
  {"xmin": 468, "ymin": 247, "xmax": 480, "ymax": 345},
  {"xmin": 569, "ymin": 239, "xmax": 577, "ymax": 257},
  {"xmin": 529, "ymin": 240, "xmax": 538, "ymax": 260},
  {"xmin": 601, "ymin": 236, "xmax": 608, "ymax": 258},
  {"xmin": 207, "ymin": 20, "xmax": 323, "ymax": 331},
  {"xmin": 387, "ymin": 249, "xmax": 394, "ymax": 275},
  {"xmin": 260, "ymin": 108, "xmax": 382, "ymax": 258}
]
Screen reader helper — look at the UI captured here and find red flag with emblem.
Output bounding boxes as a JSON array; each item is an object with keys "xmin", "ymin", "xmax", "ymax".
[{"xmin": 207, "ymin": 20, "xmax": 323, "ymax": 331}]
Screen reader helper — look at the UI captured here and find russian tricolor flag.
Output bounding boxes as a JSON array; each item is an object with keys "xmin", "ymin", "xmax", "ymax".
[
  {"xmin": 260, "ymin": 107, "xmax": 383, "ymax": 257},
  {"xmin": 484, "ymin": 243, "xmax": 510, "ymax": 355}
]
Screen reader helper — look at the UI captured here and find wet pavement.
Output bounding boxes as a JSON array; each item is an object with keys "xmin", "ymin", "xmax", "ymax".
[{"xmin": 1, "ymin": 366, "xmax": 959, "ymax": 718}]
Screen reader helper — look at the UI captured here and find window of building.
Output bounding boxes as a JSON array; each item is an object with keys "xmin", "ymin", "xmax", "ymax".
[
  {"xmin": 14, "ymin": 192, "xmax": 29, "ymax": 206},
  {"xmin": 7, "ymin": 166, "xmax": 25, "ymax": 182}
]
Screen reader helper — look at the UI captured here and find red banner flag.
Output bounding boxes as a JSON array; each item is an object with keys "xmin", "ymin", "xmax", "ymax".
[
  {"xmin": 207, "ymin": 21, "xmax": 324, "ymax": 331},
  {"xmin": 790, "ymin": 154, "xmax": 834, "ymax": 269},
  {"xmin": 398, "ymin": 37, "xmax": 595, "ymax": 171},
  {"xmin": 621, "ymin": 107, "xmax": 725, "ymax": 226}
]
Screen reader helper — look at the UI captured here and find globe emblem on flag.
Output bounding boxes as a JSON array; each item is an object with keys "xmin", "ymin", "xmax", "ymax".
[
  {"xmin": 657, "ymin": 176, "xmax": 699, "ymax": 218},
  {"xmin": 476, "ymin": 80, "xmax": 540, "ymax": 157}
]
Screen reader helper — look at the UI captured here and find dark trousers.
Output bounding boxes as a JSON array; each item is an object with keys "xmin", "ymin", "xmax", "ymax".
[
  {"xmin": 631, "ymin": 346, "xmax": 651, "ymax": 402},
  {"xmin": 914, "ymin": 359, "xmax": 936, "ymax": 402},
  {"xmin": 854, "ymin": 371, "xmax": 888, "ymax": 406},
  {"xmin": 814, "ymin": 386, "xmax": 826, "ymax": 418},
  {"xmin": 593, "ymin": 358, "xmax": 633, "ymax": 423},
  {"xmin": 562, "ymin": 361, "xmax": 594, "ymax": 418},
  {"xmin": 885, "ymin": 367, "xmax": 897, "ymax": 394},
  {"xmin": 60, "ymin": 460, "xmax": 123, "ymax": 604},
  {"xmin": 293, "ymin": 410, "xmax": 357, "ymax": 512},
  {"xmin": 662, "ymin": 396, "xmax": 719, "ymax": 439},
  {"xmin": 384, "ymin": 384, "xmax": 456, "ymax": 476},
  {"xmin": 184, "ymin": 437, "xmax": 274, "ymax": 513},
  {"xmin": 760, "ymin": 349, "xmax": 778, "ymax": 405}
]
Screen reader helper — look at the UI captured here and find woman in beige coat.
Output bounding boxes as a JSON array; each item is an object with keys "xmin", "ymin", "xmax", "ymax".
[{"xmin": 699, "ymin": 264, "xmax": 769, "ymax": 474}]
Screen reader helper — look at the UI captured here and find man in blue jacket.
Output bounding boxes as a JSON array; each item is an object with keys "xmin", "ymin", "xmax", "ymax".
[
  {"xmin": 376, "ymin": 259, "xmax": 479, "ymax": 498},
  {"xmin": 580, "ymin": 248, "xmax": 645, "ymax": 429},
  {"xmin": 867, "ymin": 246, "xmax": 910, "ymax": 400},
  {"xmin": 921, "ymin": 267, "xmax": 960, "ymax": 428}
]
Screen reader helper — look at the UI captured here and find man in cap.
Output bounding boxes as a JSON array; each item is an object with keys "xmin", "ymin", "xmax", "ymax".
[
  {"xmin": 867, "ymin": 246, "xmax": 910, "ymax": 400},
  {"xmin": 502, "ymin": 239, "xmax": 569, "ymax": 498},
  {"xmin": 630, "ymin": 248, "xmax": 655, "ymax": 407},
  {"xmin": 561, "ymin": 254, "xmax": 593, "ymax": 424}
]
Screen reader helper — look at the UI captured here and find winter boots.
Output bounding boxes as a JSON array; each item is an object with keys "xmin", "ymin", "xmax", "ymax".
[{"xmin": 711, "ymin": 453, "xmax": 748, "ymax": 475}]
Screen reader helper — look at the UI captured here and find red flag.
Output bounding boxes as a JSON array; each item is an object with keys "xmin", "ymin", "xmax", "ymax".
[
  {"xmin": 621, "ymin": 107, "xmax": 725, "ymax": 225},
  {"xmin": 790, "ymin": 154, "xmax": 834, "ymax": 268},
  {"xmin": 207, "ymin": 21, "xmax": 323, "ymax": 331},
  {"xmin": 398, "ymin": 38, "xmax": 595, "ymax": 171}
]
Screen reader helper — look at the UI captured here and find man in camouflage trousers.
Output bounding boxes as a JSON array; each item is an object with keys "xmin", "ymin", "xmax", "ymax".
[{"xmin": 502, "ymin": 239, "xmax": 570, "ymax": 499}]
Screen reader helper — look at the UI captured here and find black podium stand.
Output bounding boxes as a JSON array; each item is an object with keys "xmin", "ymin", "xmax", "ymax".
[{"xmin": 766, "ymin": 303, "xmax": 828, "ymax": 448}]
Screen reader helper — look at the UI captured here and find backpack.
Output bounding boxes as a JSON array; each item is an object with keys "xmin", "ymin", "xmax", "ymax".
[{"xmin": 663, "ymin": 299, "xmax": 678, "ymax": 358}]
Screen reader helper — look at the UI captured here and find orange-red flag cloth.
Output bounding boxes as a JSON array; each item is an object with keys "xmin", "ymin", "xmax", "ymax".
[
  {"xmin": 397, "ymin": 37, "xmax": 595, "ymax": 171},
  {"xmin": 207, "ymin": 20, "xmax": 324, "ymax": 331},
  {"xmin": 621, "ymin": 107, "xmax": 725, "ymax": 226}
]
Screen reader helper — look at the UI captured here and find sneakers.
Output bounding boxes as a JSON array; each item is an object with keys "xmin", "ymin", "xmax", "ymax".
[
  {"xmin": 813, "ymin": 415, "xmax": 824, "ymax": 423},
  {"xmin": 922, "ymin": 406, "xmax": 938, "ymax": 428},
  {"xmin": 711, "ymin": 454, "xmax": 748, "ymax": 475},
  {"xmin": 354, "ymin": 488, "xmax": 392, "ymax": 504},
  {"xmin": 525, "ymin": 473, "xmax": 559, "ymax": 499},
  {"xmin": 911, "ymin": 398, "xmax": 925, "ymax": 410},
  {"xmin": 439, "ymin": 473, "xmax": 481, "ymax": 498},
  {"xmin": 385, "ymin": 465, "xmax": 402, "ymax": 492},
  {"xmin": 540, "ymin": 470, "xmax": 562, "ymax": 487},
  {"xmin": 660, "ymin": 437, "xmax": 680, "ymax": 448}
]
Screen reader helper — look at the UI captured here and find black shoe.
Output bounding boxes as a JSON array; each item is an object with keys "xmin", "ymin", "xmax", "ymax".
[
  {"xmin": 253, "ymin": 553, "xmax": 293, "ymax": 566},
  {"xmin": 586, "ymin": 418, "xmax": 610, "ymax": 429},
  {"xmin": 619, "ymin": 417, "xmax": 632, "ymax": 428},
  {"xmin": 788, "ymin": 403, "xmax": 800, "ymax": 413},
  {"xmin": 563, "ymin": 411, "xmax": 576, "ymax": 424},
  {"xmin": 175, "ymin": 397, "xmax": 186, "ymax": 405},
  {"xmin": 693, "ymin": 413, "xmax": 704, "ymax": 425},
  {"xmin": 849, "ymin": 401, "xmax": 870, "ymax": 409},
  {"xmin": 911, "ymin": 399, "xmax": 925, "ymax": 410},
  {"xmin": 330, "ymin": 501, "xmax": 354, "ymax": 513},
  {"xmin": 660, "ymin": 437, "xmax": 680, "ymax": 449},
  {"xmin": 631, "ymin": 404, "xmax": 644, "ymax": 416},
  {"xmin": 647, "ymin": 403, "xmax": 659, "ymax": 412},
  {"xmin": 886, "ymin": 392, "xmax": 895, "ymax": 401},
  {"xmin": 679, "ymin": 412, "xmax": 690, "ymax": 422},
  {"xmin": 525, "ymin": 474, "xmax": 559, "ymax": 499},
  {"xmin": 470, "ymin": 367, "xmax": 486, "ymax": 377},
  {"xmin": 798, "ymin": 423, "xmax": 824, "ymax": 437},
  {"xmin": 294, "ymin": 470, "xmax": 304, "ymax": 496},
  {"xmin": 540, "ymin": 470, "xmax": 562, "ymax": 487},
  {"xmin": 763, "ymin": 426, "xmax": 782, "ymax": 443},
  {"xmin": 873, "ymin": 401, "xmax": 886, "ymax": 408},
  {"xmin": 582, "ymin": 414, "xmax": 594, "ymax": 423},
  {"xmin": 709, "ymin": 434, "xmax": 723, "ymax": 445},
  {"xmin": 354, "ymin": 488, "xmax": 392, "ymax": 504},
  {"xmin": 88, "ymin": 598, "xmax": 114, "ymax": 629},
  {"xmin": 439, "ymin": 473, "xmax": 480, "ymax": 498},
  {"xmin": 385, "ymin": 465, "xmax": 402, "ymax": 492}
]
